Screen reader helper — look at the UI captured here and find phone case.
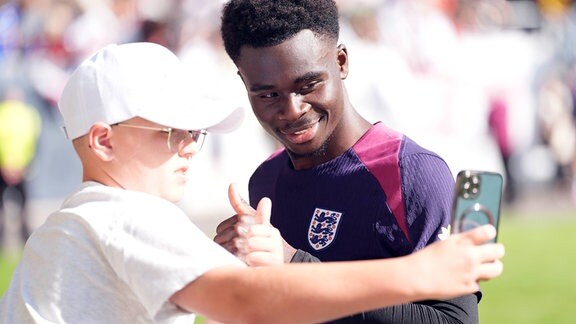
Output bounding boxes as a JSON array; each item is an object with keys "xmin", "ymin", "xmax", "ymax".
[{"xmin": 451, "ymin": 170, "xmax": 503, "ymax": 242}]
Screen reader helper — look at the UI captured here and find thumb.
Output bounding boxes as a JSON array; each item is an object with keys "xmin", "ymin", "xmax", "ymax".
[
  {"xmin": 255, "ymin": 197, "xmax": 272, "ymax": 225},
  {"xmin": 228, "ymin": 183, "xmax": 256, "ymax": 216}
]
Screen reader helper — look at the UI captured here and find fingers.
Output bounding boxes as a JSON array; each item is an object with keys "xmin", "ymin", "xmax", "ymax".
[
  {"xmin": 213, "ymin": 224, "xmax": 238, "ymax": 245},
  {"xmin": 228, "ymin": 183, "xmax": 256, "ymax": 216},
  {"xmin": 407, "ymin": 224, "xmax": 506, "ymax": 301},
  {"xmin": 474, "ymin": 242, "xmax": 505, "ymax": 282},
  {"xmin": 236, "ymin": 215, "xmax": 256, "ymax": 241},
  {"xmin": 214, "ymin": 215, "xmax": 255, "ymax": 256},
  {"xmin": 215, "ymin": 214, "xmax": 239, "ymax": 235},
  {"xmin": 214, "ymin": 218, "xmax": 241, "ymax": 254},
  {"xmin": 234, "ymin": 226, "xmax": 280, "ymax": 266},
  {"xmin": 216, "ymin": 182, "xmax": 257, "ymax": 257},
  {"xmin": 218, "ymin": 240, "xmax": 240, "ymax": 255},
  {"xmin": 214, "ymin": 215, "xmax": 241, "ymax": 253},
  {"xmin": 242, "ymin": 197, "xmax": 283, "ymax": 266},
  {"xmin": 477, "ymin": 260, "xmax": 504, "ymax": 281},
  {"xmin": 221, "ymin": 190, "xmax": 281, "ymax": 266},
  {"xmin": 243, "ymin": 225, "xmax": 284, "ymax": 266},
  {"xmin": 242, "ymin": 231, "xmax": 278, "ymax": 252},
  {"xmin": 477, "ymin": 243, "xmax": 506, "ymax": 262},
  {"xmin": 457, "ymin": 224, "xmax": 497, "ymax": 245}
]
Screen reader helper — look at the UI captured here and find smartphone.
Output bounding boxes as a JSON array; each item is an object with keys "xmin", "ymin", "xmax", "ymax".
[{"xmin": 451, "ymin": 170, "xmax": 503, "ymax": 243}]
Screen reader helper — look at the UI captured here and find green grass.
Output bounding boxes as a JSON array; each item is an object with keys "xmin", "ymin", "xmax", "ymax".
[
  {"xmin": 0, "ymin": 252, "xmax": 20, "ymax": 296},
  {"xmin": 2, "ymin": 213, "xmax": 574, "ymax": 323},
  {"xmin": 479, "ymin": 213, "xmax": 576, "ymax": 324}
]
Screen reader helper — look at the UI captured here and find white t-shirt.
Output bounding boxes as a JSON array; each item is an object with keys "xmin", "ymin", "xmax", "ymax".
[{"xmin": 0, "ymin": 182, "xmax": 244, "ymax": 323}]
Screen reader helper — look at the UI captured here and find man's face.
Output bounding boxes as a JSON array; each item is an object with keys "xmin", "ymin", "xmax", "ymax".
[
  {"xmin": 236, "ymin": 30, "xmax": 349, "ymax": 169},
  {"xmin": 110, "ymin": 118, "xmax": 195, "ymax": 202}
]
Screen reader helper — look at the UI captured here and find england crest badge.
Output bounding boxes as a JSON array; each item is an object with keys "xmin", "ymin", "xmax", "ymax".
[{"xmin": 308, "ymin": 208, "xmax": 343, "ymax": 250}]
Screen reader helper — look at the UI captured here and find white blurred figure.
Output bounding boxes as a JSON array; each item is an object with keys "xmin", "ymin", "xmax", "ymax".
[
  {"xmin": 337, "ymin": 1, "xmax": 409, "ymax": 126},
  {"xmin": 536, "ymin": 0, "xmax": 576, "ymax": 205},
  {"xmin": 346, "ymin": 0, "xmax": 541, "ymax": 204},
  {"xmin": 177, "ymin": 1, "xmax": 276, "ymax": 226}
]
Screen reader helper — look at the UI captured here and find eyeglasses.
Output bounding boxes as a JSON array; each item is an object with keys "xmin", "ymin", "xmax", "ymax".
[{"xmin": 112, "ymin": 123, "xmax": 207, "ymax": 153}]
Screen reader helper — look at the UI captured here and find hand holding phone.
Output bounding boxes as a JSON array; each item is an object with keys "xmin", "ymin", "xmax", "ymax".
[{"xmin": 451, "ymin": 170, "xmax": 503, "ymax": 243}]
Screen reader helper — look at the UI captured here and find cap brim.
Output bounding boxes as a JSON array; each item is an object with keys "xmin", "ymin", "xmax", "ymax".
[
  {"xmin": 203, "ymin": 104, "xmax": 245, "ymax": 133},
  {"xmin": 141, "ymin": 95, "xmax": 245, "ymax": 133}
]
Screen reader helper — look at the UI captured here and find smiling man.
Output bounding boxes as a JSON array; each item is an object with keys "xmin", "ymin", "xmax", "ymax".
[{"xmin": 215, "ymin": 0, "xmax": 481, "ymax": 323}]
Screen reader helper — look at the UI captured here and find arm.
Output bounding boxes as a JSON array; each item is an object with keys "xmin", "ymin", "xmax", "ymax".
[
  {"xmin": 292, "ymin": 249, "xmax": 479, "ymax": 324},
  {"xmin": 329, "ymin": 295, "xmax": 478, "ymax": 324},
  {"xmin": 172, "ymin": 223, "xmax": 504, "ymax": 324}
]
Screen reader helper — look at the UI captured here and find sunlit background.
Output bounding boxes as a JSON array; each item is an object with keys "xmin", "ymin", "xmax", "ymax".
[{"xmin": 0, "ymin": 0, "xmax": 575, "ymax": 323}]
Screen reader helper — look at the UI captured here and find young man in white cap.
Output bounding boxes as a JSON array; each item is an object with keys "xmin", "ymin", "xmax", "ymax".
[{"xmin": 0, "ymin": 42, "xmax": 504, "ymax": 324}]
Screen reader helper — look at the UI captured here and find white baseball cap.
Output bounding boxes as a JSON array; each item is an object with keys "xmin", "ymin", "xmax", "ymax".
[{"xmin": 58, "ymin": 42, "xmax": 244, "ymax": 140}]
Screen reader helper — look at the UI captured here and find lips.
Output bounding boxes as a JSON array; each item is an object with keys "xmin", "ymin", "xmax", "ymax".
[
  {"xmin": 279, "ymin": 117, "xmax": 322, "ymax": 145},
  {"xmin": 175, "ymin": 166, "xmax": 189, "ymax": 178}
]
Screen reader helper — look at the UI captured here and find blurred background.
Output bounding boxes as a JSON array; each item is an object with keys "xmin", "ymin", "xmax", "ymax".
[{"xmin": 0, "ymin": 0, "xmax": 574, "ymax": 323}]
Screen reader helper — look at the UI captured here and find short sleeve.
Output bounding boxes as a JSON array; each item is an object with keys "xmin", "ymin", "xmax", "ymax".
[{"xmin": 100, "ymin": 198, "xmax": 244, "ymax": 319}]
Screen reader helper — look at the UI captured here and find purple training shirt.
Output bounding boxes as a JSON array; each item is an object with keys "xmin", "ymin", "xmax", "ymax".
[{"xmin": 249, "ymin": 122, "xmax": 454, "ymax": 261}]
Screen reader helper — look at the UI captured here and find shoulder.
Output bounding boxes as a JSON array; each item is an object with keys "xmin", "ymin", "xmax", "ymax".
[
  {"xmin": 352, "ymin": 123, "xmax": 453, "ymax": 188},
  {"xmin": 354, "ymin": 122, "xmax": 448, "ymax": 160},
  {"xmin": 249, "ymin": 148, "xmax": 287, "ymax": 205},
  {"xmin": 352, "ymin": 123, "xmax": 413, "ymax": 172},
  {"xmin": 59, "ymin": 183, "xmax": 191, "ymax": 236},
  {"xmin": 354, "ymin": 123, "xmax": 404, "ymax": 155},
  {"xmin": 252, "ymin": 148, "xmax": 288, "ymax": 176}
]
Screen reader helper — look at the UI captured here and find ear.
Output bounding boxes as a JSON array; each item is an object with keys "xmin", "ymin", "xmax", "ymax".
[
  {"xmin": 337, "ymin": 44, "xmax": 349, "ymax": 80},
  {"xmin": 237, "ymin": 70, "xmax": 248, "ymax": 87},
  {"xmin": 88, "ymin": 122, "xmax": 115, "ymax": 162}
]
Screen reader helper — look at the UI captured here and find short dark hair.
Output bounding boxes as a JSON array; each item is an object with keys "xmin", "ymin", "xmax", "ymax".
[{"xmin": 221, "ymin": 0, "xmax": 340, "ymax": 63}]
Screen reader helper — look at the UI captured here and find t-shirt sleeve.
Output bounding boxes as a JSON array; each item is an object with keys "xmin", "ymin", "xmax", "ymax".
[
  {"xmin": 290, "ymin": 249, "xmax": 321, "ymax": 263},
  {"xmin": 330, "ymin": 294, "xmax": 479, "ymax": 324},
  {"xmin": 400, "ymin": 152, "xmax": 455, "ymax": 251},
  {"xmin": 102, "ymin": 200, "xmax": 244, "ymax": 319}
]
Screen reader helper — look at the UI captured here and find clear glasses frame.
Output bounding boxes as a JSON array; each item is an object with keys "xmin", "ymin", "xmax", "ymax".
[{"xmin": 112, "ymin": 123, "xmax": 207, "ymax": 153}]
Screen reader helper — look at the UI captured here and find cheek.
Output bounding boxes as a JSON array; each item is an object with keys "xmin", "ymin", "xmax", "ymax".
[
  {"xmin": 158, "ymin": 170, "xmax": 187, "ymax": 202},
  {"xmin": 121, "ymin": 154, "xmax": 178, "ymax": 196},
  {"xmin": 114, "ymin": 133, "xmax": 164, "ymax": 164},
  {"xmin": 251, "ymin": 105, "xmax": 275, "ymax": 124},
  {"xmin": 138, "ymin": 166, "xmax": 182, "ymax": 201},
  {"xmin": 316, "ymin": 87, "xmax": 342, "ymax": 119}
]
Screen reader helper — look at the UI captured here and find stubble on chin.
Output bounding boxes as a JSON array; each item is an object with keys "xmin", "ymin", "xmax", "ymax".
[{"xmin": 286, "ymin": 133, "xmax": 332, "ymax": 160}]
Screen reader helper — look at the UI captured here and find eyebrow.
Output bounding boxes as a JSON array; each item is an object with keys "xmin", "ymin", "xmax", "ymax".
[
  {"xmin": 249, "ymin": 84, "xmax": 274, "ymax": 92},
  {"xmin": 249, "ymin": 71, "xmax": 324, "ymax": 92},
  {"xmin": 294, "ymin": 71, "xmax": 323, "ymax": 84}
]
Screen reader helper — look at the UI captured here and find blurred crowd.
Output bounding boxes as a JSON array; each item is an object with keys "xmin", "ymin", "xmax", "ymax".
[{"xmin": 1, "ymin": 0, "xmax": 576, "ymax": 244}]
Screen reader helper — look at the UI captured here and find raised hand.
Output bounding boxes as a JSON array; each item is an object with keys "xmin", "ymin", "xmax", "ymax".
[
  {"xmin": 215, "ymin": 183, "xmax": 283, "ymax": 266},
  {"xmin": 242, "ymin": 196, "xmax": 284, "ymax": 266},
  {"xmin": 214, "ymin": 183, "xmax": 256, "ymax": 255},
  {"xmin": 406, "ymin": 224, "xmax": 505, "ymax": 300}
]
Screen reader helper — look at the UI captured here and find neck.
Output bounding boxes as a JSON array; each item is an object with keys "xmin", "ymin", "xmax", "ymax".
[{"xmin": 82, "ymin": 162, "xmax": 126, "ymax": 190}]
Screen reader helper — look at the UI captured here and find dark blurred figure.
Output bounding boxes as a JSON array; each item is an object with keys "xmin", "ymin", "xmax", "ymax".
[{"xmin": 0, "ymin": 85, "xmax": 41, "ymax": 247}]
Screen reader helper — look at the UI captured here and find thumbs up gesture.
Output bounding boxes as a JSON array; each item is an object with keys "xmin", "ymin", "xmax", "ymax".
[{"xmin": 214, "ymin": 183, "xmax": 284, "ymax": 266}]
